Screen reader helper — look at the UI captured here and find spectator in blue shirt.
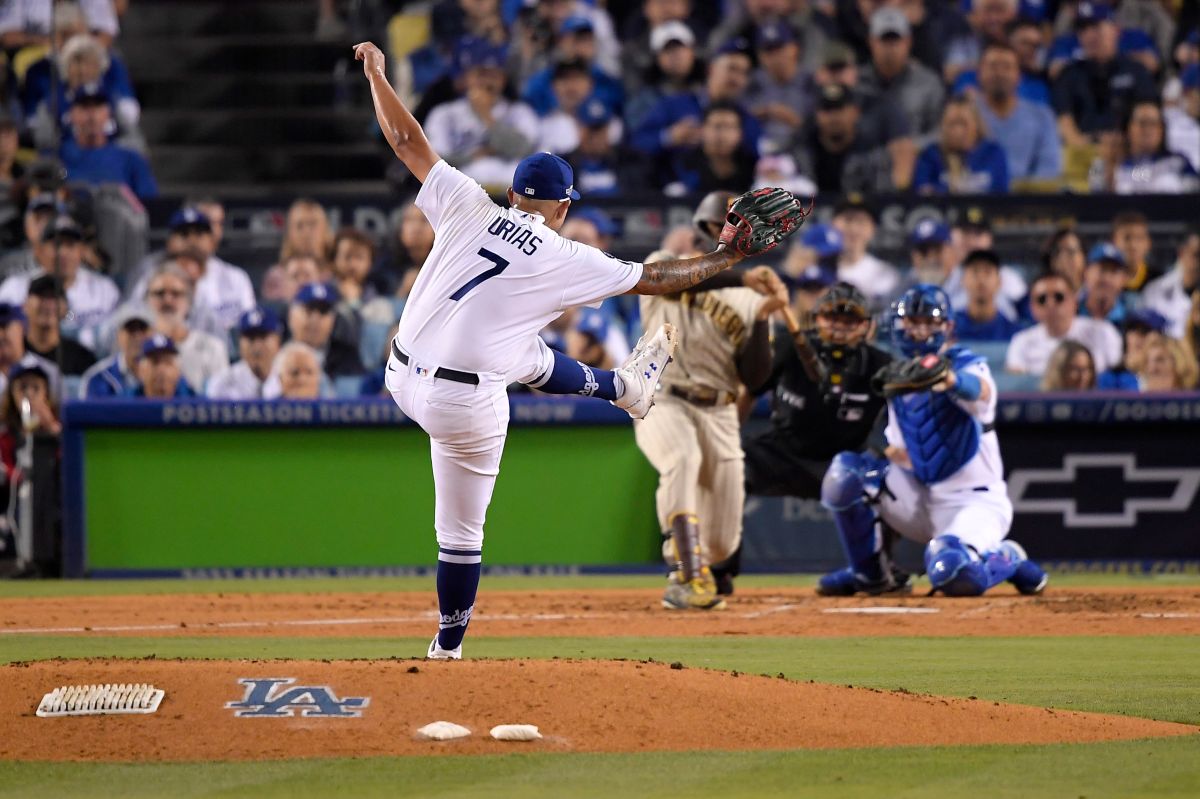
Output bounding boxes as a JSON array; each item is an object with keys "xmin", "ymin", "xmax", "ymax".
[
  {"xmin": 1097, "ymin": 308, "xmax": 1169, "ymax": 389},
  {"xmin": 24, "ymin": 32, "xmax": 140, "ymax": 150},
  {"xmin": 952, "ymin": 249, "xmax": 1022, "ymax": 341},
  {"xmin": 973, "ymin": 42, "xmax": 1063, "ymax": 182},
  {"xmin": 521, "ymin": 15, "xmax": 624, "ymax": 116},
  {"xmin": 631, "ymin": 45, "xmax": 761, "ymax": 159},
  {"xmin": 59, "ymin": 85, "xmax": 157, "ymax": 199},
  {"xmin": 131, "ymin": 334, "xmax": 195, "ymax": 398},
  {"xmin": 1053, "ymin": 2, "xmax": 1158, "ymax": 147},
  {"xmin": 914, "ymin": 96, "xmax": 1010, "ymax": 193},
  {"xmin": 1079, "ymin": 242, "xmax": 1137, "ymax": 326},
  {"xmin": 746, "ymin": 19, "xmax": 812, "ymax": 154},
  {"xmin": 80, "ymin": 305, "xmax": 152, "ymax": 398}
]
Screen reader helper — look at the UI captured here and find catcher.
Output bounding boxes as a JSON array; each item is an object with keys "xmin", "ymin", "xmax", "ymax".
[
  {"xmin": 818, "ymin": 284, "xmax": 1048, "ymax": 597},
  {"xmin": 635, "ymin": 191, "xmax": 803, "ymax": 611}
]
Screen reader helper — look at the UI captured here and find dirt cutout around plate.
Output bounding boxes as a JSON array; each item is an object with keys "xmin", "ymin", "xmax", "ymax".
[
  {"xmin": 0, "ymin": 658, "xmax": 1193, "ymax": 762},
  {"xmin": 4, "ymin": 587, "xmax": 1200, "ymax": 639}
]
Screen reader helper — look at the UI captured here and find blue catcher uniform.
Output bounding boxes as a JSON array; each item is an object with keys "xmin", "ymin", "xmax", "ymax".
[{"xmin": 819, "ymin": 285, "xmax": 1047, "ymax": 597}]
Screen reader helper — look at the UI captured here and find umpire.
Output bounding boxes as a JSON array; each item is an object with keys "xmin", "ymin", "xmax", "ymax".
[{"xmin": 710, "ymin": 282, "xmax": 892, "ymax": 591}]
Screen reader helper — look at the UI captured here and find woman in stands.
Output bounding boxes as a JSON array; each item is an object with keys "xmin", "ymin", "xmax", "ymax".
[
  {"xmin": 1137, "ymin": 333, "xmax": 1199, "ymax": 391},
  {"xmin": 914, "ymin": 96, "xmax": 1010, "ymax": 194},
  {"xmin": 1112, "ymin": 101, "xmax": 1200, "ymax": 194},
  {"xmin": 1041, "ymin": 340, "xmax": 1097, "ymax": 391},
  {"xmin": 1042, "ymin": 227, "xmax": 1088, "ymax": 293},
  {"xmin": 260, "ymin": 200, "xmax": 334, "ymax": 302}
]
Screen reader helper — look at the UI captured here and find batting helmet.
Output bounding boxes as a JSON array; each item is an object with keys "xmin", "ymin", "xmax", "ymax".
[{"xmin": 693, "ymin": 191, "xmax": 736, "ymax": 244}]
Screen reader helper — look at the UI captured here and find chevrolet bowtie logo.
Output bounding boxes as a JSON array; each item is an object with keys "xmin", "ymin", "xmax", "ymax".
[{"xmin": 1008, "ymin": 453, "xmax": 1200, "ymax": 527}]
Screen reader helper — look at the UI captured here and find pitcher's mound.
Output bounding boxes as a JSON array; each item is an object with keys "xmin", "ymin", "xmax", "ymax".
[{"xmin": 0, "ymin": 658, "xmax": 1192, "ymax": 762}]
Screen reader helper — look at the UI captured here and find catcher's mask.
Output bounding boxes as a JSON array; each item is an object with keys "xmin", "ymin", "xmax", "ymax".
[
  {"xmin": 814, "ymin": 282, "xmax": 871, "ymax": 349},
  {"xmin": 892, "ymin": 283, "xmax": 952, "ymax": 357}
]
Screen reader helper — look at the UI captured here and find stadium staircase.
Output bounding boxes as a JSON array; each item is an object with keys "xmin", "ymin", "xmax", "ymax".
[{"xmin": 121, "ymin": 0, "xmax": 388, "ymax": 198}]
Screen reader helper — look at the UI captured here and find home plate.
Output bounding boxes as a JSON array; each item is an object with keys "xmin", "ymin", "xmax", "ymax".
[{"xmin": 822, "ymin": 607, "xmax": 941, "ymax": 615}]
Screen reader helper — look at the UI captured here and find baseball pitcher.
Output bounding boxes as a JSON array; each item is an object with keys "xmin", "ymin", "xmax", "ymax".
[
  {"xmin": 818, "ymin": 284, "xmax": 1048, "ymax": 597},
  {"xmin": 355, "ymin": 43, "xmax": 809, "ymax": 658}
]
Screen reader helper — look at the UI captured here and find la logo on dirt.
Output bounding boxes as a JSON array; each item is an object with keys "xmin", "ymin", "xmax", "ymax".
[{"xmin": 226, "ymin": 678, "xmax": 370, "ymax": 718}]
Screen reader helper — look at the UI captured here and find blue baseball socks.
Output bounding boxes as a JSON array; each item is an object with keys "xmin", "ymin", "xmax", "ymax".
[
  {"xmin": 527, "ymin": 348, "xmax": 623, "ymax": 401},
  {"xmin": 436, "ymin": 548, "xmax": 481, "ymax": 651}
]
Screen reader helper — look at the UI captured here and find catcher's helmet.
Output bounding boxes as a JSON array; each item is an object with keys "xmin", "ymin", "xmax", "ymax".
[{"xmin": 892, "ymin": 283, "xmax": 952, "ymax": 357}]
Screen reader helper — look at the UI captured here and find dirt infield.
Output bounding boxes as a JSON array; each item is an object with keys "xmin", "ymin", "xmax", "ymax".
[
  {"xmin": 3, "ymin": 585, "xmax": 1200, "ymax": 638},
  {"xmin": 1, "ymin": 658, "xmax": 1193, "ymax": 762}
]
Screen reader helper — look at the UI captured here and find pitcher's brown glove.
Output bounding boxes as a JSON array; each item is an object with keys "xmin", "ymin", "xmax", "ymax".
[{"xmin": 717, "ymin": 187, "xmax": 811, "ymax": 256}]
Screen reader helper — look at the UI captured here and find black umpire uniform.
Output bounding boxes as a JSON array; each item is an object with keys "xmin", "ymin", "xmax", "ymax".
[
  {"xmin": 709, "ymin": 283, "xmax": 892, "ymax": 591},
  {"xmin": 743, "ymin": 296, "xmax": 892, "ymax": 498}
]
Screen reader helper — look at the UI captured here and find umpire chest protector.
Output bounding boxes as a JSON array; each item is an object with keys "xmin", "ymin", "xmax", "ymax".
[{"xmin": 891, "ymin": 348, "xmax": 984, "ymax": 484}]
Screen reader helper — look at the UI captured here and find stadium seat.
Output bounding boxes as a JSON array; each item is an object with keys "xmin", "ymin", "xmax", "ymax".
[
  {"xmin": 994, "ymin": 372, "xmax": 1041, "ymax": 393},
  {"xmin": 959, "ymin": 340, "xmax": 1009, "ymax": 374},
  {"xmin": 334, "ymin": 376, "xmax": 363, "ymax": 398}
]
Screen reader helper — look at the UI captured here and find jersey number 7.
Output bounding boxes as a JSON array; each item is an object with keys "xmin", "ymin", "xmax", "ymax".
[{"xmin": 449, "ymin": 247, "xmax": 510, "ymax": 301}]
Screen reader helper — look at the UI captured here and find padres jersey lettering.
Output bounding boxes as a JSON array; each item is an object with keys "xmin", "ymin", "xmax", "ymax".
[{"xmin": 639, "ymin": 287, "xmax": 764, "ymax": 396}]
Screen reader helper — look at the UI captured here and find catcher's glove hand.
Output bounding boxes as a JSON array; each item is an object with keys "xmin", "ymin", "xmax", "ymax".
[
  {"xmin": 871, "ymin": 353, "xmax": 952, "ymax": 398},
  {"xmin": 717, "ymin": 187, "xmax": 812, "ymax": 256}
]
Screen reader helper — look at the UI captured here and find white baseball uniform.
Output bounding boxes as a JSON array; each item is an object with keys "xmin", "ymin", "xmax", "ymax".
[
  {"xmin": 385, "ymin": 160, "xmax": 643, "ymax": 554},
  {"xmin": 0, "ymin": 267, "xmax": 120, "ymax": 348},
  {"xmin": 878, "ymin": 358, "xmax": 1012, "ymax": 553}
]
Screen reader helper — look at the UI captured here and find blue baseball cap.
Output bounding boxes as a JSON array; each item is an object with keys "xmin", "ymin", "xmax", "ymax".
[
  {"xmin": 1125, "ymin": 308, "xmax": 1167, "ymax": 333},
  {"xmin": 8, "ymin": 354, "xmax": 48, "ymax": 383},
  {"xmin": 715, "ymin": 35, "xmax": 753, "ymax": 58},
  {"xmin": 142, "ymin": 333, "xmax": 178, "ymax": 358},
  {"xmin": 67, "ymin": 82, "xmax": 110, "ymax": 107},
  {"xmin": 0, "ymin": 302, "xmax": 27, "ymax": 326},
  {"xmin": 755, "ymin": 19, "xmax": 797, "ymax": 50},
  {"xmin": 559, "ymin": 14, "xmax": 594, "ymax": 35},
  {"xmin": 1182, "ymin": 64, "xmax": 1200, "ymax": 91},
  {"xmin": 571, "ymin": 207, "xmax": 618, "ymax": 237},
  {"xmin": 27, "ymin": 193, "xmax": 59, "ymax": 214},
  {"xmin": 513, "ymin": 152, "xmax": 580, "ymax": 201},
  {"xmin": 577, "ymin": 98, "xmax": 613, "ymax": 127},
  {"xmin": 294, "ymin": 281, "xmax": 340, "ymax": 308},
  {"xmin": 238, "ymin": 306, "xmax": 282, "ymax": 336},
  {"xmin": 792, "ymin": 263, "xmax": 836, "ymax": 289},
  {"xmin": 1075, "ymin": 1, "xmax": 1114, "ymax": 27},
  {"xmin": 168, "ymin": 207, "xmax": 212, "ymax": 233},
  {"xmin": 574, "ymin": 307, "xmax": 609, "ymax": 342},
  {"xmin": 1088, "ymin": 242, "xmax": 1127, "ymax": 268},
  {"xmin": 454, "ymin": 36, "xmax": 507, "ymax": 74},
  {"xmin": 910, "ymin": 218, "xmax": 950, "ymax": 247},
  {"xmin": 800, "ymin": 223, "xmax": 844, "ymax": 258}
]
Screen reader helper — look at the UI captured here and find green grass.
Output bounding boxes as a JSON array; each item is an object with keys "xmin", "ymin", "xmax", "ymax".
[
  {"xmin": 1, "ymin": 738, "xmax": 1198, "ymax": 798},
  {"xmin": 3, "ymin": 575, "xmax": 1199, "ymax": 798},
  {"xmin": 5, "ymin": 635, "xmax": 1198, "ymax": 724},
  {"xmin": 1, "ymin": 570, "xmax": 1197, "ymax": 598}
]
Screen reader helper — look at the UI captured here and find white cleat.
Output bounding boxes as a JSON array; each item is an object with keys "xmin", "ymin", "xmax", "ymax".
[
  {"xmin": 613, "ymin": 323, "xmax": 677, "ymax": 420},
  {"xmin": 426, "ymin": 635, "xmax": 462, "ymax": 660}
]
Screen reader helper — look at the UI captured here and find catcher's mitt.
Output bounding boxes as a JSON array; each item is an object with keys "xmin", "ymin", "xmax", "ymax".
[
  {"xmin": 871, "ymin": 353, "xmax": 951, "ymax": 398},
  {"xmin": 717, "ymin": 187, "xmax": 811, "ymax": 256}
]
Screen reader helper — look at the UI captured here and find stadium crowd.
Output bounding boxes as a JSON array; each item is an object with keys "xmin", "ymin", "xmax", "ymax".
[{"xmin": 0, "ymin": 0, "xmax": 1192, "ymax": 431}]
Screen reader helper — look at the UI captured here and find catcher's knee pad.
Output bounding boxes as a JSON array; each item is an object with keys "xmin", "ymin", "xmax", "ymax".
[
  {"xmin": 821, "ymin": 451, "xmax": 888, "ymax": 511},
  {"xmin": 924, "ymin": 535, "xmax": 988, "ymax": 596}
]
